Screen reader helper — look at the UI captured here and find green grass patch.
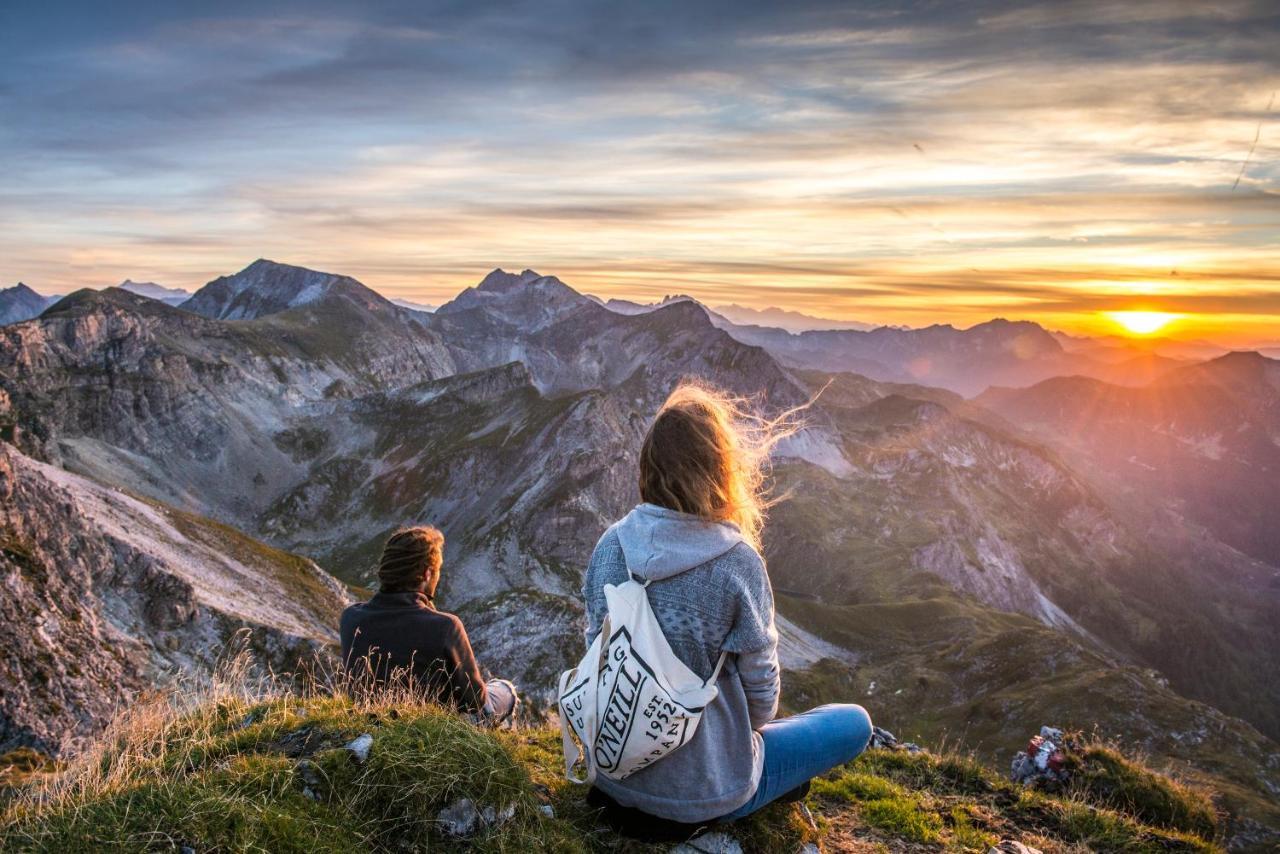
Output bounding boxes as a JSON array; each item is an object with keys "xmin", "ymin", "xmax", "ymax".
[
  {"xmin": 858, "ymin": 795, "xmax": 944, "ymax": 843},
  {"xmin": 1075, "ymin": 745, "xmax": 1218, "ymax": 839},
  {"xmin": 947, "ymin": 804, "xmax": 999, "ymax": 851},
  {"xmin": 812, "ymin": 771, "xmax": 906, "ymax": 803}
]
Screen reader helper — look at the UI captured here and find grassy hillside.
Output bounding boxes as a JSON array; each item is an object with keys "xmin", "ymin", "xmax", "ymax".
[
  {"xmin": 0, "ymin": 675, "xmax": 1231, "ymax": 853},
  {"xmin": 776, "ymin": 592, "xmax": 1280, "ymax": 845}
]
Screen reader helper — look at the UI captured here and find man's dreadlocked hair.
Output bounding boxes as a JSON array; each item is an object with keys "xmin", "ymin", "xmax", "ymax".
[{"xmin": 376, "ymin": 526, "xmax": 444, "ymax": 596}]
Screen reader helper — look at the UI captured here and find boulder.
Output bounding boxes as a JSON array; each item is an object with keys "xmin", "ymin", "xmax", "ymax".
[{"xmin": 670, "ymin": 831, "xmax": 744, "ymax": 854}]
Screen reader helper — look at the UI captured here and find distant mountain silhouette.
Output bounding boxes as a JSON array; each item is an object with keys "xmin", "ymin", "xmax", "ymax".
[{"xmin": 0, "ymin": 283, "xmax": 56, "ymax": 325}]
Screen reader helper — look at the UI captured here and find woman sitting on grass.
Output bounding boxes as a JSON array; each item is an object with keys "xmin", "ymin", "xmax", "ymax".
[
  {"xmin": 580, "ymin": 382, "xmax": 873, "ymax": 824},
  {"xmin": 340, "ymin": 525, "xmax": 517, "ymax": 723}
]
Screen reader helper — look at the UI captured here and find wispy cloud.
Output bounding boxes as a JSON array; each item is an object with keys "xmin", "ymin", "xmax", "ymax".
[{"xmin": 0, "ymin": 0, "xmax": 1277, "ymax": 341}]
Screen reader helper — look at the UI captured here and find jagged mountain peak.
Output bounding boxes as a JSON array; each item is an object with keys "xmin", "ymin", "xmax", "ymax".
[
  {"xmin": 181, "ymin": 259, "xmax": 391, "ymax": 321},
  {"xmin": 0, "ymin": 283, "xmax": 56, "ymax": 326},
  {"xmin": 435, "ymin": 268, "xmax": 593, "ymax": 326},
  {"xmin": 475, "ymin": 268, "xmax": 543, "ymax": 293}
]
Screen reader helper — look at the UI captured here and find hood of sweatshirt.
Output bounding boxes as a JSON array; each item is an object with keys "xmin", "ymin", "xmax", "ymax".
[{"xmin": 612, "ymin": 503, "xmax": 747, "ymax": 582}]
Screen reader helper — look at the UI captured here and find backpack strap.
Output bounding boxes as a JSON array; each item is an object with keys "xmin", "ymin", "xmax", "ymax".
[
  {"xmin": 704, "ymin": 650, "xmax": 728, "ymax": 688},
  {"xmin": 626, "ymin": 565, "xmax": 652, "ymax": 588},
  {"xmin": 628, "ymin": 567, "xmax": 725, "ymax": 689},
  {"xmin": 560, "ymin": 614, "xmax": 609, "ymax": 785}
]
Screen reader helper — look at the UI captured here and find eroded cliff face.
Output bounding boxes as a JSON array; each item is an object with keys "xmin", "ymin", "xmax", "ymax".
[
  {"xmin": 0, "ymin": 287, "xmax": 454, "ymax": 524},
  {"xmin": 0, "ymin": 443, "xmax": 349, "ymax": 755}
]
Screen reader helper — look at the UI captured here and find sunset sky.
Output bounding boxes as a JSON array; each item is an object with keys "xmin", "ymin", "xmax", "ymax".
[{"xmin": 2, "ymin": 1, "xmax": 1277, "ymax": 343}]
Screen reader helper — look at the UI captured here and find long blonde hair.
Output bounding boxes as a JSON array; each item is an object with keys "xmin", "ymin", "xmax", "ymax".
[{"xmin": 638, "ymin": 381, "xmax": 805, "ymax": 551}]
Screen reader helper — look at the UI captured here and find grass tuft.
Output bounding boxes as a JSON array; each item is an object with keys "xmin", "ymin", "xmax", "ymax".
[
  {"xmin": 859, "ymin": 795, "xmax": 945, "ymax": 842},
  {"xmin": 1074, "ymin": 744, "xmax": 1219, "ymax": 838}
]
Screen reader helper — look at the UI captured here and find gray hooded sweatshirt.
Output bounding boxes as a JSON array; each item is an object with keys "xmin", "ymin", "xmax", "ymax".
[{"xmin": 581, "ymin": 503, "xmax": 781, "ymax": 822}]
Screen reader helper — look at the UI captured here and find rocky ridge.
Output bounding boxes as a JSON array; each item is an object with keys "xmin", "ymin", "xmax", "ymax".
[{"xmin": 0, "ymin": 442, "xmax": 349, "ymax": 756}]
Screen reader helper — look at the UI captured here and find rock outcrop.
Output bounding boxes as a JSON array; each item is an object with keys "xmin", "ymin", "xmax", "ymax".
[{"xmin": 0, "ymin": 442, "xmax": 349, "ymax": 755}]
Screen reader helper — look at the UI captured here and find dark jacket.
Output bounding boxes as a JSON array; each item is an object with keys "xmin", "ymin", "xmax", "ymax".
[{"xmin": 339, "ymin": 591, "xmax": 487, "ymax": 712}]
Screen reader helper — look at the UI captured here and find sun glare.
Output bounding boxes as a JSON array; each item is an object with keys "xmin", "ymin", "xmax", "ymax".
[{"xmin": 1105, "ymin": 311, "xmax": 1178, "ymax": 336}]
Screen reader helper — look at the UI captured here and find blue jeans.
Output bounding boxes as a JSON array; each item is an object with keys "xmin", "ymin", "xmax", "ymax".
[{"xmin": 722, "ymin": 703, "xmax": 873, "ymax": 820}]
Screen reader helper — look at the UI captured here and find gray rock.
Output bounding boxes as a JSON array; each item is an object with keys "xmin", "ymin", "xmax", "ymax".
[
  {"xmin": 481, "ymin": 802, "xmax": 516, "ymax": 826},
  {"xmin": 344, "ymin": 732, "xmax": 373, "ymax": 763},
  {"xmin": 437, "ymin": 798, "xmax": 516, "ymax": 839},
  {"xmin": 295, "ymin": 759, "xmax": 324, "ymax": 797},
  {"xmin": 869, "ymin": 726, "xmax": 898, "ymax": 749},
  {"xmin": 989, "ymin": 842, "xmax": 1042, "ymax": 854},
  {"xmin": 438, "ymin": 798, "xmax": 483, "ymax": 838},
  {"xmin": 538, "ymin": 804, "xmax": 555, "ymax": 819},
  {"xmin": 670, "ymin": 831, "xmax": 744, "ymax": 854}
]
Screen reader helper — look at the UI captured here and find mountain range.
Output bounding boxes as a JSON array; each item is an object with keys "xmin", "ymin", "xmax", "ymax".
[
  {"xmin": 587, "ymin": 294, "xmax": 1211, "ymax": 396},
  {"xmin": 2, "ymin": 275, "xmax": 1237, "ymax": 399},
  {"xmin": 1, "ymin": 259, "xmax": 1277, "ymax": 843}
]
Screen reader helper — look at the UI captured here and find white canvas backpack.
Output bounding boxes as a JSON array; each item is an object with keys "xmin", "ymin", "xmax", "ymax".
[{"xmin": 558, "ymin": 568, "xmax": 726, "ymax": 784}]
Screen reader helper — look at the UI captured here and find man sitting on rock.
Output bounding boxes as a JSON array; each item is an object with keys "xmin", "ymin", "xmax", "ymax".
[{"xmin": 340, "ymin": 525, "xmax": 517, "ymax": 723}]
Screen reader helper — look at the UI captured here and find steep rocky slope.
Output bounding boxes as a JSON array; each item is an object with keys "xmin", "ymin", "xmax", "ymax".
[
  {"xmin": 0, "ymin": 442, "xmax": 349, "ymax": 756},
  {"xmin": 977, "ymin": 353, "xmax": 1280, "ymax": 567}
]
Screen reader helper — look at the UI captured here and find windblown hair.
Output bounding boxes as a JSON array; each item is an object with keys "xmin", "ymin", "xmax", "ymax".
[
  {"xmin": 377, "ymin": 526, "xmax": 444, "ymax": 594},
  {"xmin": 639, "ymin": 382, "xmax": 807, "ymax": 551}
]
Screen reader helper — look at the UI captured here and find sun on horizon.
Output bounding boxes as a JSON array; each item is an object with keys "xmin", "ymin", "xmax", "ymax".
[{"xmin": 1104, "ymin": 311, "xmax": 1180, "ymax": 336}]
